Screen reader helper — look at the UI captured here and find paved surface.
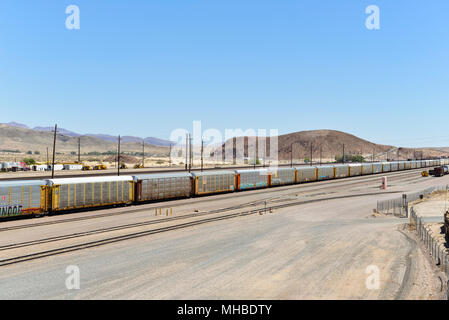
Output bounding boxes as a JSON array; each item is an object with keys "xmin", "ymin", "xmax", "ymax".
[
  {"xmin": 412, "ymin": 192, "xmax": 449, "ymax": 223},
  {"xmin": 0, "ymin": 172, "xmax": 447, "ymax": 299}
]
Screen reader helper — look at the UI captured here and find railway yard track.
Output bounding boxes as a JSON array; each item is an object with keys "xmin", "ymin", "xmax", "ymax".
[
  {"xmin": 0, "ymin": 164, "xmax": 446, "ymax": 300},
  {"xmin": 0, "ymin": 168, "xmax": 425, "ymax": 267},
  {"xmin": 0, "ymin": 168, "xmax": 421, "ymax": 232},
  {"xmin": 0, "ymin": 189, "xmax": 402, "ymax": 267}
]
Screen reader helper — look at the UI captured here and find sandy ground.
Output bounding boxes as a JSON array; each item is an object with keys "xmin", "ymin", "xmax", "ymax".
[{"xmin": 0, "ymin": 170, "xmax": 447, "ymax": 299}]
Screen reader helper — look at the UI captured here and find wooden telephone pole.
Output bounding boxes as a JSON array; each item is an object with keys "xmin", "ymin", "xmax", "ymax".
[
  {"xmin": 201, "ymin": 140, "xmax": 204, "ymax": 172},
  {"xmin": 51, "ymin": 124, "xmax": 57, "ymax": 179},
  {"xmin": 142, "ymin": 139, "xmax": 145, "ymax": 167},
  {"xmin": 185, "ymin": 134, "xmax": 189, "ymax": 171},
  {"xmin": 117, "ymin": 135, "xmax": 121, "ymax": 176},
  {"xmin": 78, "ymin": 137, "xmax": 81, "ymax": 163}
]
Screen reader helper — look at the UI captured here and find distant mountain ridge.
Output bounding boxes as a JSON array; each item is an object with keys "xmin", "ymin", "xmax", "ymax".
[
  {"xmin": 0, "ymin": 123, "xmax": 169, "ymax": 155},
  {"xmin": 218, "ymin": 129, "xmax": 449, "ymax": 160},
  {"xmin": 2, "ymin": 122, "xmax": 173, "ymax": 146}
]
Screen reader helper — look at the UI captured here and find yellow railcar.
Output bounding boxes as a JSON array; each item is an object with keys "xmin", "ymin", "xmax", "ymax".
[
  {"xmin": 192, "ymin": 171, "xmax": 235, "ymax": 195},
  {"xmin": 296, "ymin": 166, "xmax": 319, "ymax": 182},
  {"xmin": 45, "ymin": 176, "xmax": 134, "ymax": 211}
]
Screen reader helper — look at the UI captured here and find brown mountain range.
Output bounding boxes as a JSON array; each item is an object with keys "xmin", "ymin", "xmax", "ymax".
[
  {"xmin": 219, "ymin": 130, "xmax": 449, "ymax": 161},
  {"xmin": 0, "ymin": 124, "xmax": 169, "ymax": 156}
]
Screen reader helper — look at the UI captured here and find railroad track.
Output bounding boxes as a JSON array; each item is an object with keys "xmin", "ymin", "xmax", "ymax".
[
  {"xmin": 0, "ymin": 163, "xmax": 312, "ymax": 181},
  {"xmin": 0, "ymin": 190, "xmax": 401, "ymax": 267},
  {"xmin": 0, "ymin": 168, "xmax": 421, "ymax": 232}
]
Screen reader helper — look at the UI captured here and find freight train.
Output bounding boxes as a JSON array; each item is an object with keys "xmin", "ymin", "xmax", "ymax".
[{"xmin": 0, "ymin": 159, "xmax": 447, "ymax": 219}]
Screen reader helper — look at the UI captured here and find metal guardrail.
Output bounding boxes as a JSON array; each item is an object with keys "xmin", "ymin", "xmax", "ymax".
[
  {"xmin": 410, "ymin": 207, "xmax": 449, "ymax": 297},
  {"xmin": 377, "ymin": 185, "xmax": 449, "ymax": 218},
  {"xmin": 376, "ymin": 197, "xmax": 407, "ymax": 217}
]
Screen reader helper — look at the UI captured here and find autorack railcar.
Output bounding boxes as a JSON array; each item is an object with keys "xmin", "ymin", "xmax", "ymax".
[
  {"xmin": 334, "ymin": 164, "xmax": 349, "ymax": 178},
  {"xmin": 348, "ymin": 164, "xmax": 362, "ymax": 177},
  {"xmin": 389, "ymin": 162, "xmax": 398, "ymax": 171},
  {"xmin": 134, "ymin": 172, "xmax": 193, "ymax": 202},
  {"xmin": 361, "ymin": 163, "xmax": 373, "ymax": 175},
  {"xmin": 191, "ymin": 171, "xmax": 235, "ymax": 195},
  {"xmin": 235, "ymin": 169, "xmax": 269, "ymax": 190},
  {"xmin": 45, "ymin": 176, "xmax": 134, "ymax": 212},
  {"xmin": 382, "ymin": 162, "xmax": 391, "ymax": 172},
  {"xmin": 0, "ymin": 180, "xmax": 45, "ymax": 217},
  {"xmin": 296, "ymin": 166, "xmax": 318, "ymax": 182},
  {"xmin": 267, "ymin": 167, "xmax": 296, "ymax": 186}
]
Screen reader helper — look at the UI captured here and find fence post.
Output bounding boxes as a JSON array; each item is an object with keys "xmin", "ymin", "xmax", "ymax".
[{"xmin": 402, "ymin": 194, "xmax": 408, "ymax": 218}]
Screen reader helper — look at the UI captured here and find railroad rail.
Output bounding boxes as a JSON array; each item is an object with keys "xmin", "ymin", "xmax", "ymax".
[{"xmin": 0, "ymin": 190, "xmax": 400, "ymax": 267}]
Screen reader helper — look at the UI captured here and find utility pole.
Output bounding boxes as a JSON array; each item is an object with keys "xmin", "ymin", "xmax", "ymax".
[
  {"xmin": 142, "ymin": 139, "xmax": 145, "ymax": 167},
  {"xmin": 342, "ymin": 144, "xmax": 345, "ymax": 163},
  {"xmin": 169, "ymin": 143, "xmax": 172, "ymax": 167},
  {"xmin": 244, "ymin": 136, "xmax": 248, "ymax": 165},
  {"xmin": 185, "ymin": 134, "xmax": 189, "ymax": 171},
  {"xmin": 46, "ymin": 147, "xmax": 49, "ymax": 165},
  {"xmin": 320, "ymin": 146, "xmax": 322, "ymax": 165},
  {"xmin": 117, "ymin": 135, "xmax": 121, "ymax": 176},
  {"xmin": 290, "ymin": 143, "xmax": 293, "ymax": 168},
  {"xmin": 263, "ymin": 137, "xmax": 267, "ymax": 168},
  {"xmin": 310, "ymin": 143, "xmax": 313, "ymax": 166},
  {"xmin": 189, "ymin": 134, "xmax": 193, "ymax": 172},
  {"xmin": 201, "ymin": 140, "xmax": 204, "ymax": 172},
  {"xmin": 78, "ymin": 137, "xmax": 81, "ymax": 163},
  {"xmin": 51, "ymin": 124, "xmax": 57, "ymax": 178},
  {"xmin": 232, "ymin": 137, "xmax": 236, "ymax": 165},
  {"xmin": 254, "ymin": 141, "xmax": 256, "ymax": 170},
  {"xmin": 372, "ymin": 147, "xmax": 375, "ymax": 163}
]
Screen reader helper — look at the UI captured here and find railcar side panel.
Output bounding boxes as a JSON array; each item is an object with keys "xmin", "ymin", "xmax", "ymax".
[
  {"xmin": 297, "ymin": 167, "xmax": 319, "ymax": 182},
  {"xmin": 192, "ymin": 171, "xmax": 235, "ymax": 195},
  {"xmin": 0, "ymin": 181, "xmax": 45, "ymax": 218},
  {"xmin": 390, "ymin": 162, "xmax": 399, "ymax": 171},
  {"xmin": 236, "ymin": 169, "xmax": 268, "ymax": 190},
  {"xmin": 349, "ymin": 164, "xmax": 362, "ymax": 177},
  {"xmin": 135, "ymin": 173, "xmax": 192, "ymax": 201},
  {"xmin": 361, "ymin": 164, "xmax": 373, "ymax": 175},
  {"xmin": 382, "ymin": 163, "xmax": 391, "ymax": 172},
  {"xmin": 48, "ymin": 177, "xmax": 134, "ymax": 211},
  {"xmin": 334, "ymin": 165, "xmax": 349, "ymax": 178},
  {"xmin": 268, "ymin": 168, "xmax": 296, "ymax": 186},
  {"xmin": 373, "ymin": 163, "xmax": 383, "ymax": 174}
]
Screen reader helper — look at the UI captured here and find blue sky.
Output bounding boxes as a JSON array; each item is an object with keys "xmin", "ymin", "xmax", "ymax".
[{"xmin": 1, "ymin": 1, "xmax": 448, "ymax": 147}]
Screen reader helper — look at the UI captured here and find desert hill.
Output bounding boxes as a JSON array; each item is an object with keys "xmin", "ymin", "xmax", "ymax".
[
  {"xmin": 1, "ymin": 122, "xmax": 173, "ymax": 146},
  {"xmin": 0, "ymin": 124, "xmax": 169, "ymax": 156},
  {"xmin": 219, "ymin": 130, "xmax": 449, "ymax": 161}
]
